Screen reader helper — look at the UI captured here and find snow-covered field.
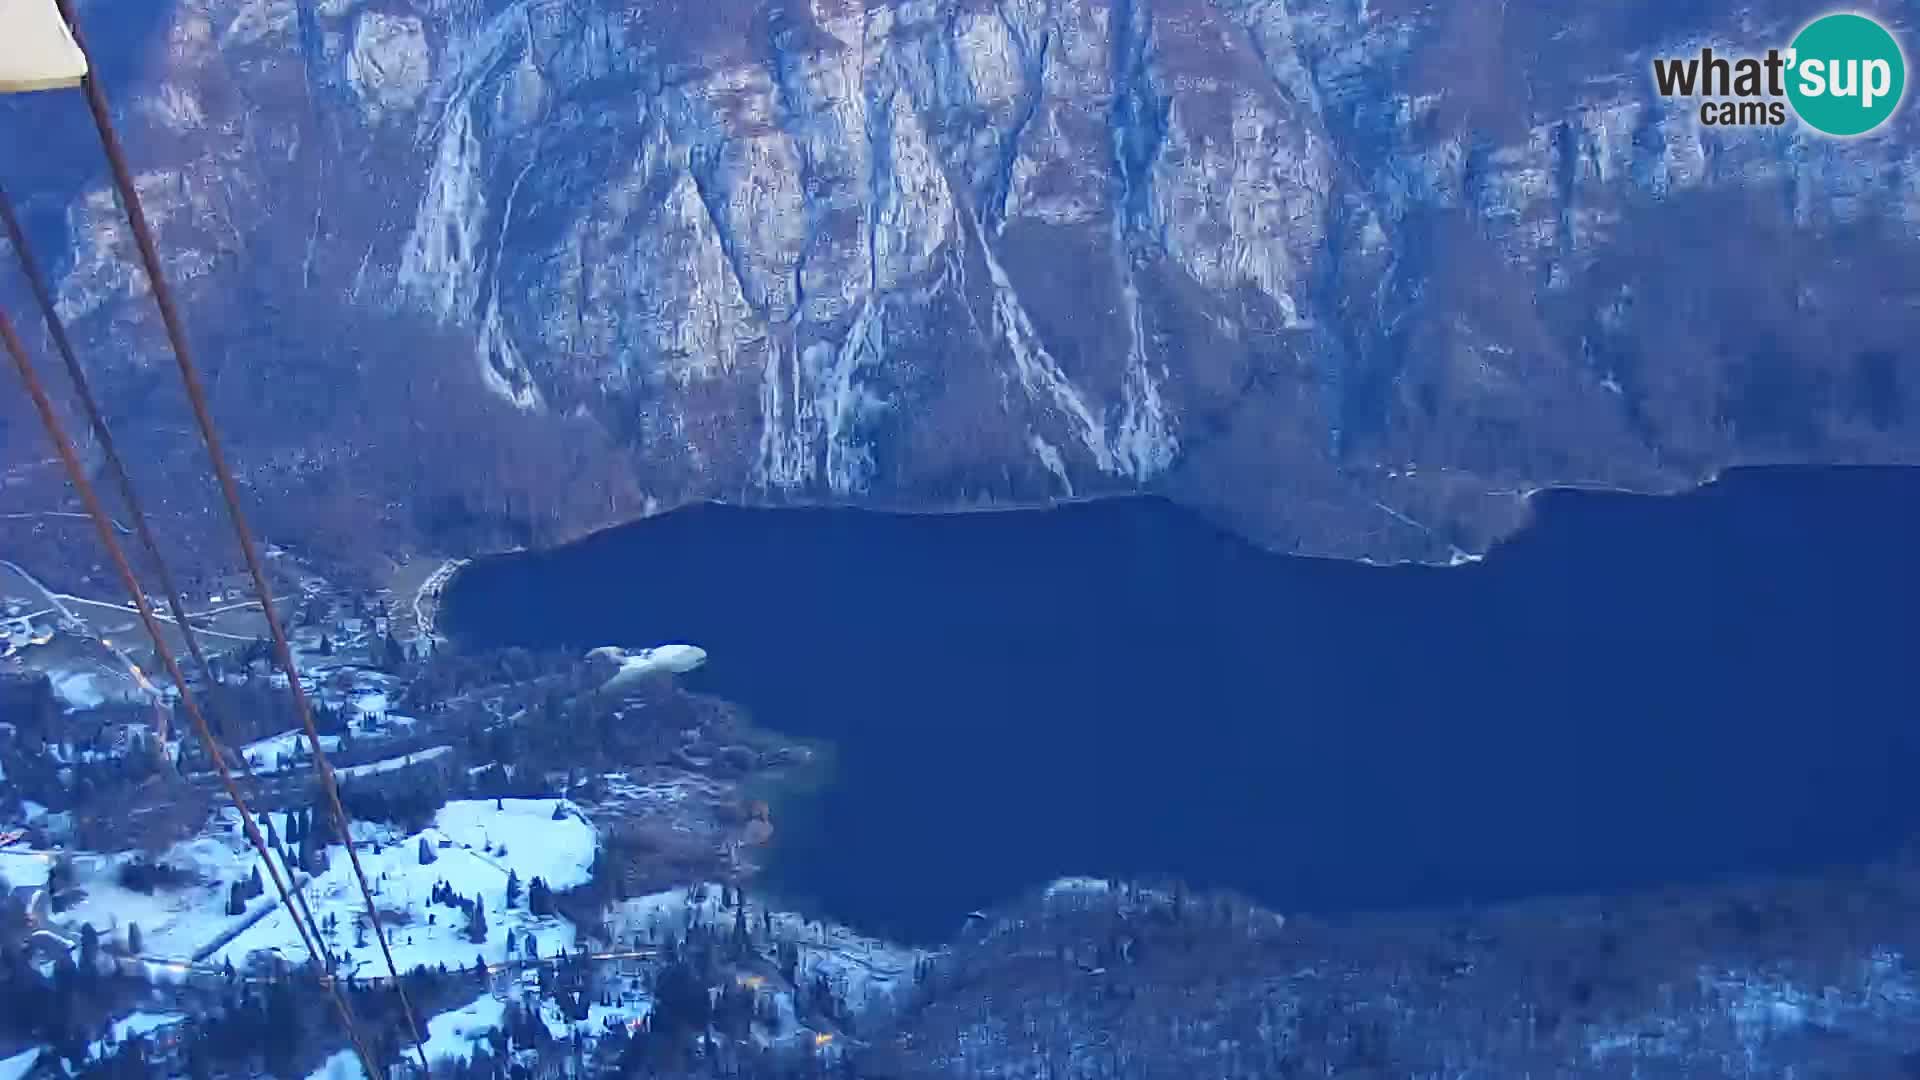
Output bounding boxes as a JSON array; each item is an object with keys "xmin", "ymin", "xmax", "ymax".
[
  {"xmin": 0, "ymin": 1049, "xmax": 38, "ymax": 1080},
  {"xmin": 51, "ymin": 669, "xmax": 111, "ymax": 709},
  {"xmin": 42, "ymin": 799, "xmax": 596, "ymax": 973},
  {"xmin": 40, "ymin": 659, "xmax": 148, "ymax": 711},
  {"xmin": 420, "ymin": 993, "xmax": 506, "ymax": 1063},
  {"xmin": 0, "ymin": 849, "xmax": 54, "ymax": 889},
  {"xmin": 433, "ymin": 800, "xmax": 595, "ymax": 891},
  {"xmin": 0, "ymin": 1048, "xmax": 38, "ymax": 1080},
  {"xmin": 213, "ymin": 799, "xmax": 596, "ymax": 978},
  {"xmin": 53, "ymin": 814, "xmax": 278, "ymax": 958}
]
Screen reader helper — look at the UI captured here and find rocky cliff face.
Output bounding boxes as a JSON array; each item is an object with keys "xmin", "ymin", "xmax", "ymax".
[{"xmin": 5, "ymin": 0, "xmax": 1918, "ymax": 567}]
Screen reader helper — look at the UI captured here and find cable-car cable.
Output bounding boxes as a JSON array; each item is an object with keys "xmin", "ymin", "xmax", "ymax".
[
  {"xmin": 52, "ymin": 2, "xmax": 434, "ymax": 1070},
  {"xmin": 2, "ymin": 176, "xmax": 344, "ymax": 976},
  {"xmin": 0, "ymin": 185, "xmax": 223, "ymax": 701},
  {"xmin": 0, "ymin": 301, "xmax": 385, "ymax": 1080}
]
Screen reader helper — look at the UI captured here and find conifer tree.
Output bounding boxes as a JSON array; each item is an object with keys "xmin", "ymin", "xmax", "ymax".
[
  {"xmin": 467, "ymin": 896, "xmax": 489, "ymax": 944},
  {"xmin": 300, "ymin": 819, "xmax": 328, "ymax": 875},
  {"xmin": 79, "ymin": 924, "xmax": 99, "ymax": 977}
]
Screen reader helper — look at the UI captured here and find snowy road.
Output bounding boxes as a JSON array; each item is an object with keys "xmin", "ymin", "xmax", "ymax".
[{"xmin": 410, "ymin": 558, "xmax": 466, "ymax": 641}]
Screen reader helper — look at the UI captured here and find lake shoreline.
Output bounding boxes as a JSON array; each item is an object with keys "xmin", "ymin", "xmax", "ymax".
[{"xmin": 443, "ymin": 466, "xmax": 1920, "ymax": 941}]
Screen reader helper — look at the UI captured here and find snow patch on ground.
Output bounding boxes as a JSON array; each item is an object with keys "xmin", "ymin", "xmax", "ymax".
[
  {"xmin": 242, "ymin": 729, "xmax": 341, "ymax": 763},
  {"xmin": 616, "ymin": 885, "xmax": 925, "ymax": 1017},
  {"xmin": 421, "ymin": 993, "xmax": 506, "ymax": 1064},
  {"xmin": 54, "ymin": 814, "xmax": 279, "ymax": 959},
  {"xmin": 433, "ymin": 799, "xmax": 596, "ymax": 892},
  {"xmin": 336, "ymin": 745, "xmax": 451, "ymax": 778},
  {"xmin": 0, "ymin": 1048, "xmax": 41, "ymax": 1080},
  {"xmin": 306, "ymin": 1048, "xmax": 363, "ymax": 1080},
  {"xmin": 1585, "ymin": 949, "xmax": 1920, "ymax": 1067},
  {"xmin": 1042, "ymin": 876, "xmax": 1114, "ymax": 899},
  {"xmin": 50, "ymin": 669, "xmax": 109, "ymax": 709},
  {"xmin": 0, "ymin": 850, "xmax": 54, "ymax": 889},
  {"xmin": 89, "ymin": 1012, "xmax": 185, "ymax": 1061},
  {"xmin": 537, "ymin": 997, "xmax": 652, "ymax": 1042}
]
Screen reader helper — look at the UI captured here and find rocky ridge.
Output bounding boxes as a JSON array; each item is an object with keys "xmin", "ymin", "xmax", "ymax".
[{"xmin": 1, "ymin": 0, "xmax": 1916, "ymax": 568}]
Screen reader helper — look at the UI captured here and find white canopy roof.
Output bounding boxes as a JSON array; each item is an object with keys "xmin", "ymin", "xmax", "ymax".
[{"xmin": 0, "ymin": 0, "xmax": 87, "ymax": 94}]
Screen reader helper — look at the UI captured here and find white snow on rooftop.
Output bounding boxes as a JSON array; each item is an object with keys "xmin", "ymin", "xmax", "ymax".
[{"xmin": 1042, "ymin": 876, "xmax": 1114, "ymax": 899}]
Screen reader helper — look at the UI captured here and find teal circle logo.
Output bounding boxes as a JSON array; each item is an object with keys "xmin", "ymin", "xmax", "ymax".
[{"xmin": 1786, "ymin": 13, "xmax": 1906, "ymax": 136}]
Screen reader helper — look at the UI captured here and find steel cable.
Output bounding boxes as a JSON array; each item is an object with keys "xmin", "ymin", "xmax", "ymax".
[
  {"xmin": 0, "ymin": 185, "xmax": 222, "ymax": 721},
  {"xmin": 52, "ymin": 2, "xmax": 434, "ymax": 1070},
  {"xmin": 0, "ymin": 302, "xmax": 385, "ymax": 1080},
  {"xmin": 2, "ymin": 177, "xmax": 341, "ymax": 974}
]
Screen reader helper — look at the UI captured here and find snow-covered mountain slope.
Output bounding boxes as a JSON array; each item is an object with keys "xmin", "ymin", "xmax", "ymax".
[{"xmin": 3, "ymin": 0, "xmax": 1917, "ymax": 567}]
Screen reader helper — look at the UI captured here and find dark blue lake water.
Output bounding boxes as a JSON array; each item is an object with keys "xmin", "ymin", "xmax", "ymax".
[{"xmin": 442, "ymin": 468, "xmax": 1920, "ymax": 943}]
